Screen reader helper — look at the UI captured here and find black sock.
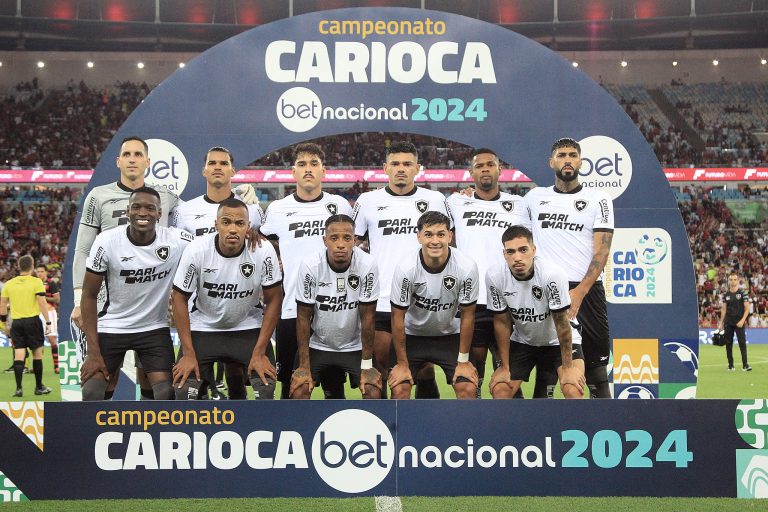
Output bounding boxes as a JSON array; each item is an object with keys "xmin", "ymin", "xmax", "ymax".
[
  {"xmin": 13, "ymin": 361, "xmax": 24, "ymax": 388},
  {"xmin": 140, "ymin": 388, "xmax": 154, "ymax": 400},
  {"xmin": 33, "ymin": 359, "xmax": 43, "ymax": 387},
  {"xmin": 51, "ymin": 345, "xmax": 59, "ymax": 370}
]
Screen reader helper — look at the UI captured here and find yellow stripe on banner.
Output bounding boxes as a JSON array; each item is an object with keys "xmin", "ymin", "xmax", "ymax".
[{"xmin": 0, "ymin": 402, "xmax": 44, "ymax": 451}]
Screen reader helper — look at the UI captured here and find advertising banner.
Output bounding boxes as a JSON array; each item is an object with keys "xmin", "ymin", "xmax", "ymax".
[{"xmin": 0, "ymin": 400, "xmax": 766, "ymax": 500}]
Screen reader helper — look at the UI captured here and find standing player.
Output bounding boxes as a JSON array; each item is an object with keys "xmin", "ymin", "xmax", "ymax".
[
  {"xmin": 172, "ymin": 198, "xmax": 282, "ymax": 399},
  {"xmin": 79, "ymin": 187, "xmax": 193, "ymax": 401},
  {"xmin": 524, "ymin": 138, "xmax": 614, "ymax": 398},
  {"xmin": 353, "ymin": 141, "xmax": 450, "ymax": 398},
  {"xmin": 446, "ymin": 148, "xmax": 529, "ymax": 397},
  {"xmin": 71, "ymin": 135, "xmax": 180, "ymax": 400},
  {"xmin": 486, "ymin": 226, "xmax": 585, "ymax": 399},
  {"xmin": 1, "ymin": 255, "xmax": 52, "ymax": 397},
  {"xmin": 259, "ymin": 143, "xmax": 353, "ymax": 399},
  {"xmin": 172, "ymin": 146, "xmax": 265, "ymax": 399},
  {"xmin": 719, "ymin": 272, "xmax": 752, "ymax": 371},
  {"xmin": 36, "ymin": 265, "xmax": 60, "ymax": 373},
  {"xmin": 290, "ymin": 215, "xmax": 380, "ymax": 399},
  {"xmin": 388, "ymin": 212, "xmax": 479, "ymax": 400}
]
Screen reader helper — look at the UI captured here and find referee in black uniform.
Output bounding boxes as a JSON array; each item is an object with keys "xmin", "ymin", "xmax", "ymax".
[{"xmin": 719, "ymin": 272, "xmax": 752, "ymax": 371}]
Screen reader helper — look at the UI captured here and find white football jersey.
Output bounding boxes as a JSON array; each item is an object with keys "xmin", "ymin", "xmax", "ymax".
[
  {"xmin": 86, "ymin": 225, "xmax": 193, "ymax": 333},
  {"xmin": 259, "ymin": 192, "xmax": 353, "ymax": 318},
  {"xmin": 172, "ymin": 193, "xmax": 264, "ymax": 237},
  {"xmin": 446, "ymin": 190, "xmax": 529, "ymax": 305},
  {"xmin": 390, "ymin": 248, "xmax": 478, "ymax": 336},
  {"xmin": 172, "ymin": 233, "xmax": 282, "ymax": 331},
  {"xmin": 524, "ymin": 185, "xmax": 614, "ymax": 282},
  {"xmin": 485, "ymin": 256, "xmax": 581, "ymax": 347},
  {"xmin": 353, "ymin": 186, "xmax": 449, "ymax": 312},
  {"xmin": 296, "ymin": 247, "xmax": 379, "ymax": 352}
]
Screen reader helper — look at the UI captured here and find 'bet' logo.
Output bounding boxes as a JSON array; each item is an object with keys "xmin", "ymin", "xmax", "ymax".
[
  {"xmin": 311, "ymin": 409, "xmax": 395, "ymax": 493},
  {"xmin": 145, "ymin": 139, "xmax": 189, "ymax": 194},
  {"xmin": 578, "ymin": 135, "xmax": 633, "ymax": 200}
]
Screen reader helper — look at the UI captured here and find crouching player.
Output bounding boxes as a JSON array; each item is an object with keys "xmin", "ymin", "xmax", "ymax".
[
  {"xmin": 172, "ymin": 198, "xmax": 282, "ymax": 399},
  {"xmin": 79, "ymin": 187, "xmax": 193, "ymax": 400},
  {"xmin": 290, "ymin": 215, "xmax": 381, "ymax": 399},
  {"xmin": 388, "ymin": 211, "xmax": 479, "ymax": 399},
  {"xmin": 486, "ymin": 226, "xmax": 585, "ymax": 399}
]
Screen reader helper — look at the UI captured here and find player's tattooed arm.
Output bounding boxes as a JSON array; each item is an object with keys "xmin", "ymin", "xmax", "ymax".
[
  {"xmin": 553, "ymin": 309, "xmax": 584, "ymax": 395},
  {"xmin": 489, "ymin": 311, "xmax": 513, "ymax": 395},
  {"xmin": 568, "ymin": 230, "xmax": 613, "ymax": 320},
  {"xmin": 290, "ymin": 303, "xmax": 314, "ymax": 398}
]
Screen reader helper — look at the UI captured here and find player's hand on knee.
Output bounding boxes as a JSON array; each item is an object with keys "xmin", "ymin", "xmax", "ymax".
[
  {"xmin": 559, "ymin": 366, "xmax": 585, "ymax": 394},
  {"xmin": 71, "ymin": 306, "xmax": 83, "ymax": 329},
  {"xmin": 453, "ymin": 361, "xmax": 479, "ymax": 386},
  {"xmin": 359, "ymin": 368, "xmax": 382, "ymax": 395},
  {"xmin": 289, "ymin": 367, "xmax": 313, "ymax": 398},
  {"xmin": 489, "ymin": 366, "xmax": 512, "ymax": 394},
  {"xmin": 172, "ymin": 354, "xmax": 200, "ymax": 388},
  {"xmin": 80, "ymin": 354, "xmax": 108, "ymax": 383},
  {"xmin": 248, "ymin": 354, "xmax": 276, "ymax": 385},
  {"xmin": 387, "ymin": 363, "xmax": 413, "ymax": 389}
]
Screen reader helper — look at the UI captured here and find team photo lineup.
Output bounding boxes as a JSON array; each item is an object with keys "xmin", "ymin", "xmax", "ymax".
[{"xmin": 13, "ymin": 133, "xmax": 615, "ymax": 402}]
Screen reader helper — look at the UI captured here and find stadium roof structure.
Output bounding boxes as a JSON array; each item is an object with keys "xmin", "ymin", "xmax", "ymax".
[{"xmin": 0, "ymin": 0, "xmax": 766, "ymax": 53}]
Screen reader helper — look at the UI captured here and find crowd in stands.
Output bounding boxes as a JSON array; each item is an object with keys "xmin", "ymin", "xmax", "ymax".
[
  {"xmin": 2, "ymin": 79, "xmax": 768, "ymax": 169},
  {"xmin": 680, "ymin": 186, "xmax": 768, "ymax": 328},
  {"xmin": 1, "ymin": 80, "xmax": 149, "ymax": 169},
  {"xmin": 0, "ymin": 187, "xmax": 81, "ymax": 290}
]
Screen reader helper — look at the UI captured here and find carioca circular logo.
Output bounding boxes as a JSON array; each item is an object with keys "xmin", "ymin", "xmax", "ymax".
[
  {"xmin": 634, "ymin": 233, "xmax": 669, "ymax": 265},
  {"xmin": 311, "ymin": 409, "xmax": 395, "ymax": 493},
  {"xmin": 276, "ymin": 87, "xmax": 322, "ymax": 133},
  {"xmin": 144, "ymin": 138, "xmax": 189, "ymax": 195}
]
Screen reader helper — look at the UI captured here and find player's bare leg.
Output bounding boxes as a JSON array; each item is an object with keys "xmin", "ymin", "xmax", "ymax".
[{"xmin": 373, "ymin": 330, "xmax": 391, "ymax": 399}]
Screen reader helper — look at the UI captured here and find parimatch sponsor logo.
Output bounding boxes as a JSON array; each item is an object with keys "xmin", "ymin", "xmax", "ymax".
[
  {"xmin": 536, "ymin": 213, "xmax": 583, "ymax": 231},
  {"xmin": 289, "ymin": 220, "xmax": 325, "ymax": 238},
  {"xmin": 462, "ymin": 211, "xmax": 515, "ymax": 228},
  {"xmin": 316, "ymin": 294, "xmax": 358, "ymax": 312},
  {"xmin": 413, "ymin": 294, "xmax": 456, "ymax": 312},
  {"xmin": 378, "ymin": 218, "xmax": 417, "ymax": 235},
  {"xmin": 509, "ymin": 307, "xmax": 550, "ymax": 323},
  {"xmin": 119, "ymin": 267, "xmax": 171, "ymax": 284},
  {"xmin": 202, "ymin": 282, "xmax": 255, "ymax": 299}
]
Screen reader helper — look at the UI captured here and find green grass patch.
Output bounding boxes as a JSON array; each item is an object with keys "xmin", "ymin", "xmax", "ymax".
[{"xmin": 2, "ymin": 496, "xmax": 766, "ymax": 511}]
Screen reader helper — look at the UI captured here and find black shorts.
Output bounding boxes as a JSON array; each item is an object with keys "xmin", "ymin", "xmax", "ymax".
[
  {"xmin": 509, "ymin": 342, "xmax": 585, "ymax": 381},
  {"xmin": 471, "ymin": 305, "xmax": 496, "ymax": 349},
  {"xmin": 99, "ymin": 328, "xmax": 174, "ymax": 375},
  {"xmin": 275, "ymin": 318, "xmax": 297, "ymax": 383},
  {"xmin": 397, "ymin": 334, "xmax": 460, "ymax": 384},
  {"xmin": 191, "ymin": 329, "xmax": 275, "ymax": 368},
  {"xmin": 10, "ymin": 316, "xmax": 45, "ymax": 350},
  {"xmin": 302, "ymin": 348, "xmax": 361, "ymax": 388},
  {"xmin": 569, "ymin": 281, "xmax": 610, "ymax": 369},
  {"xmin": 375, "ymin": 311, "xmax": 391, "ymax": 333}
]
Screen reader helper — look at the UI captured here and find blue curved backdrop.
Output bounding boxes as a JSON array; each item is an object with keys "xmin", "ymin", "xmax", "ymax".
[{"xmin": 61, "ymin": 7, "xmax": 698, "ymax": 397}]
